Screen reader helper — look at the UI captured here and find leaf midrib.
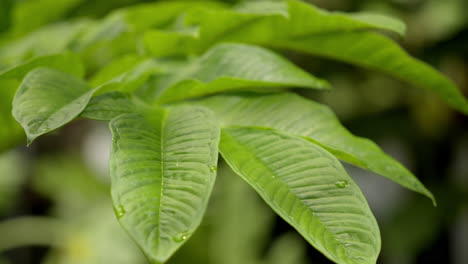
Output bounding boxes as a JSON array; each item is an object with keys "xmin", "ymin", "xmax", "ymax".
[{"xmin": 156, "ymin": 109, "xmax": 168, "ymax": 251}]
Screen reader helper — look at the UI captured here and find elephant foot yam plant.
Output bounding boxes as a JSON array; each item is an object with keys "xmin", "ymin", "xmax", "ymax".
[{"xmin": 1, "ymin": 0, "xmax": 467, "ymax": 263}]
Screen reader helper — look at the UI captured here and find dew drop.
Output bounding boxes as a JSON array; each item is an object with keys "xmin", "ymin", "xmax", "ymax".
[
  {"xmin": 209, "ymin": 166, "xmax": 217, "ymax": 172},
  {"xmin": 335, "ymin": 180, "xmax": 348, "ymax": 188},
  {"xmin": 114, "ymin": 204, "xmax": 126, "ymax": 219},
  {"xmin": 173, "ymin": 231, "xmax": 191, "ymax": 242}
]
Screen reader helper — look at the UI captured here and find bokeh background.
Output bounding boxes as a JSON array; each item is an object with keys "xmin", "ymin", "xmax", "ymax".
[{"xmin": 0, "ymin": 0, "xmax": 467, "ymax": 263}]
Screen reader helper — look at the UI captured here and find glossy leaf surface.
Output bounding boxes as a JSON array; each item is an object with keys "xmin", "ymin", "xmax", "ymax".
[
  {"xmin": 196, "ymin": 93, "xmax": 434, "ymax": 202},
  {"xmin": 109, "ymin": 105, "xmax": 220, "ymax": 263},
  {"xmin": 155, "ymin": 43, "xmax": 328, "ymax": 103},
  {"xmin": 220, "ymin": 127, "xmax": 380, "ymax": 264},
  {"xmin": 12, "ymin": 68, "xmax": 95, "ymax": 144}
]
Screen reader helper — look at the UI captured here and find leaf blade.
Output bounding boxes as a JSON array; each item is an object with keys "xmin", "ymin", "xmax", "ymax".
[
  {"xmin": 220, "ymin": 127, "xmax": 380, "ymax": 264},
  {"xmin": 277, "ymin": 31, "xmax": 468, "ymax": 114},
  {"xmin": 195, "ymin": 93, "xmax": 434, "ymax": 202},
  {"xmin": 12, "ymin": 68, "xmax": 95, "ymax": 144},
  {"xmin": 109, "ymin": 105, "xmax": 220, "ymax": 263}
]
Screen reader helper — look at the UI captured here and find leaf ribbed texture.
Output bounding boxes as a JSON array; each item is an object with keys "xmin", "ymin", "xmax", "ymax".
[
  {"xmin": 109, "ymin": 105, "xmax": 220, "ymax": 263},
  {"xmin": 220, "ymin": 127, "xmax": 380, "ymax": 264},
  {"xmin": 196, "ymin": 93, "xmax": 434, "ymax": 202},
  {"xmin": 12, "ymin": 68, "xmax": 95, "ymax": 144},
  {"xmin": 156, "ymin": 43, "xmax": 328, "ymax": 103}
]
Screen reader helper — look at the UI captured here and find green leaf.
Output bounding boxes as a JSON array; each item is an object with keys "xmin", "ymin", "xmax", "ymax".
[
  {"xmin": 277, "ymin": 31, "xmax": 468, "ymax": 114},
  {"xmin": 144, "ymin": 0, "xmax": 405, "ymax": 57},
  {"xmin": 0, "ymin": 52, "xmax": 84, "ymax": 80},
  {"xmin": 12, "ymin": 68, "xmax": 96, "ymax": 144},
  {"xmin": 220, "ymin": 127, "xmax": 380, "ymax": 264},
  {"xmin": 109, "ymin": 105, "xmax": 220, "ymax": 263},
  {"xmin": 80, "ymin": 91, "xmax": 136, "ymax": 121},
  {"xmin": 155, "ymin": 43, "xmax": 328, "ymax": 103},
  {"xmin": 143, "ymin": 0, "xmax": 468, "ymax": 114},
  {"xmin": 195, "ymin": 93, "xmax": 435, "ymax": 203}
]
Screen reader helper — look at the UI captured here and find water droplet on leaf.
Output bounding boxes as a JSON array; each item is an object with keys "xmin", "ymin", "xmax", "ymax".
[
  {"xmin": 209, "ymin": 166, "xmax": 217, "ymax": 172},
  {"xmin": 114, "ymin": 204, "xmax": 126, "ymax": 219},
  {"xmin": 335, "ymin": 180, "xmax": 348, "ymax": 188},
  {"xmin": 173, "ymin": 231, "xmax": 191, "ymax": 242}
]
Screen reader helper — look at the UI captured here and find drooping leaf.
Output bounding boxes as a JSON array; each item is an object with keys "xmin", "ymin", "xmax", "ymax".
[
  {"xmin": 278, "ymin": 31, "xmax": 468, "ymax": 114},
  {"xmin": 144, "ymin": 0, "xmax": 405, "ymax": 57},
  {"xmin": 195, "ymin": 93, "xmax": 434, "ymax": 202},
  {"xmin": 220, "ymin": 127, "xmax": 380, "ymax": 264},
  {"xmin": 12, "ymin": 68, "xmax": 96, "ymax": 144},
  {"xmin": 155, "ymin": 43, "xmax": 329, "ymax": 103},
  {"xmin": 109, "ymin": 105, "xmax": 220, "ymax": 263}
]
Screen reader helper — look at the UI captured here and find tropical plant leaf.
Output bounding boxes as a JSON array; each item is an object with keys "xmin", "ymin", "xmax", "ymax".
[
  {"xmin": 277, "ymin": 31, "xmax": 468, "ymax": 114},
  {"xmin": 143, "ymin": 0, "xmax": 468, "ymax": 114},
  {"xmin": 12, "ymin": 68, "xmax": 96, "ymax": 144},
  {"xmin": 109, "ymin": 105, "xmax": 220, "ymax": 263},
  {"xmin": 155, "ymin": 43, "xmax": 329, "ymax": 103},
  {"xmin": 220, "ymin": 127, "xmax": 380, "ymax": 264},
  {"xmin": 144, "ymin": 0, "xmax": 405, "ymax": 56},
  {"xmin": 195, "ymin": 93, "xmax": 434, "ymax": 202}
]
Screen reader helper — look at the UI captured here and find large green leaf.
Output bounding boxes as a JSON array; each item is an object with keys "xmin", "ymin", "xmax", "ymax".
[
  {"xmin": 220, "ymin": 127, "xmax": 380, "ymax": 264},
  {"xmin": 12, "ymin": 68, "xmax": 96, "ymax": 144},
  {"xmin": 143, "ymin": 0, "xmax": 468, "ymax": 114},
  {"xmin": 155, "ymin": 43, "xmax": 328, "ymax": 103},
  {"xmin": 277, "ymin": 31, "xmax": 468, "ymax": 114},
  {"xmin": 196, "ymin": 93, "xmax": 434, "ymax": 202},
  {"xmin": 109, "ymin": 105, "xmax": 220, "ymax": 263}
]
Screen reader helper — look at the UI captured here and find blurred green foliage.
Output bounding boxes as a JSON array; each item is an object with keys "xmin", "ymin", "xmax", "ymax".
[{"xmin": 0, "ymin": 0, "xmax": 467, "ymax": 263}]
